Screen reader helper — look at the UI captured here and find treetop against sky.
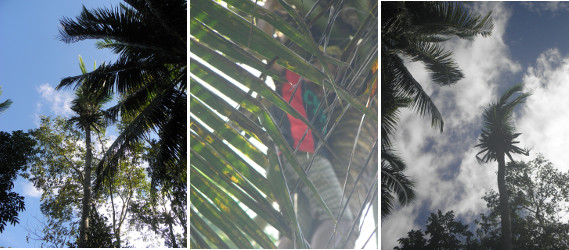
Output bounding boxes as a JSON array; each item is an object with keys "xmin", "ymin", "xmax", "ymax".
[{"xmin": 382, "ymin": 2, "xmax": 569, "ymax": 248}]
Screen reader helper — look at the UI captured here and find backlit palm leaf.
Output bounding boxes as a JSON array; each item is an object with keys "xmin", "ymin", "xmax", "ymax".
[{"xmin": 191, "ymin": 0, "xmax": 378, "ymax": 248}]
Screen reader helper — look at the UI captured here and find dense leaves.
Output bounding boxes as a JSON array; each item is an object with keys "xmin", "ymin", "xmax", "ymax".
[
  {"xmin": 394, "ymin": 210, "xmax": 477, "ymax": 250},
  {"xmin": 395, "ymin": 155, "xmax": 569, "ymax": 249},
  {"xmin": 191, "ymin": 0, "xmax": 381, "ymax": 247},
  {"xmin": 25, "ymin": 116, "xmax": 168, "ymax": 247},
  {"xmin": 475, "ymin": 156, "xmax": 569, "ymax": 249},
  {"xmin": 0, "ymin": 130, "xmax": 36, "ymax": 233}
]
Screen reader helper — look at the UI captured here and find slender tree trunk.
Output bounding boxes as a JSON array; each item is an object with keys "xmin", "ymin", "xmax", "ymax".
[
  {"xmin": 497, "ymin": 152, "xmax": 513, "ymax": 250},
  {"xmin": 78, "ymin": 126, "xmax": 92, "ymax": 247}
]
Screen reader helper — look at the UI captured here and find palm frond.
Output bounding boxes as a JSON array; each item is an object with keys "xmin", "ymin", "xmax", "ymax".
[
  {"xmin": 406, "ymin": 2, "xmax": 494, "ymax": 39},
  {"xmin": 384, "ymin": 50, "xmax": 445, "ymax": 132},
  {"xmin": 403, "ymin": 40, "xmax": 463, "ymax": 85}
]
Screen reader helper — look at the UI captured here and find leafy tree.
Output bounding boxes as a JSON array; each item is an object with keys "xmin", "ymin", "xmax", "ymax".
[
  {"xmin": 0, "ymin": 130, "xmax": 35, "ymax": 233},
  {"xmin": 25, "ymin": 116, "xmax": 88, "ymax": 247},
  {"xmin": 25, "ymin": 116, "xmax": 154, "ymax": 247},
  {"xmin": 475, "ymin": 83, "xmax": 530, "ymax": 250},
  {"xmin": 394, "ymin": 210, "xmax": 477, "ymax": 250},
  {"xmin": 96, "ymin": 125, "xmax": 150, "ymax": 247},
  {"xmin": 66, "ymin": 206, "xmax": 118, "ymax": 248},
  {"xmin": 396, "ymin": 156, "xmax": 569, "ymax": 250},
  {"xmin": 133, "ymin": 138, "xmax": 186, "ymax": 247},
  {"xmin": 56, "ymin": 0, "xmax": 187, "ymax": 204},
  {"xmin": 0, "ymin": 86, "xmax": 12, "ymax": 115},
  {"xmin": 381, "ymin": 1, "xmax": 494, "ymax": 218},
  {"xmin": 475, "ymin": 155, "xmax": 569, "ymax": 249}
]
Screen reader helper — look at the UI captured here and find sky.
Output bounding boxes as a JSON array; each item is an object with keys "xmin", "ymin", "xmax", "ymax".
[
  {"xmin": 0, "ymin": 1, "xmax": 131, "ymax": 247},
  {"xmin": 382, "ymin": 2, "xmax": 569, "ymax": 249}
]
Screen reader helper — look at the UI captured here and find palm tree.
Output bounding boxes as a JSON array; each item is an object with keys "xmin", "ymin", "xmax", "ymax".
[
  {"xmin": 68, "ymin": 56, "xmax": 112, "ymax": 247},
  {"xmin": 475, "ymin": 83, "xmax": 530, "ymax": 250},
  {"xmin": 381, "ymin": 1, "xmax": 494, "ymax": 218},
  {"xmin": 382, "ymin": 1, "xmax": 493, "ymax": 131},
  {"xmin": 55, "ymin": 0, "xmax": 187, "ymax": 206},
  {"xmin": 0, "ymin": 86, "xmax": 12, "ymax": 115}
]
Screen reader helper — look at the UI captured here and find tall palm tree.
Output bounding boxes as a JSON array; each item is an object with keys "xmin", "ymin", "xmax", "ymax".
[
  {"xmin": 475, "ymin": 83, "xmax": 530, "ymax": 250},
  {"xmin": 55, "ymin": 0, "xmax": 187, "ymax": 205},
  {"xmin": 68, "ymin": 56, "xmax": 112, "ymax": 247},
  {"xmin": 381, "ymin": 1, "xmax": 494, "ymax": 218},
  {"xmin": 0, "ymin": 86, "xmax": 12, "ymax": 115}
]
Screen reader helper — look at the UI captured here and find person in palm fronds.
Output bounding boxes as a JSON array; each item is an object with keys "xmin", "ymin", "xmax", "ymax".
[{"xmin": 269, "ymin": 47, "xmax": 358, "ymax": 249}]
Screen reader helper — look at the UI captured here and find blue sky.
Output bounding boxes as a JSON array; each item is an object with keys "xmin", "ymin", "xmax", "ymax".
[
  {"xmin": 382, "ymin": 2, "xmax": 569, "ymax": 248},
  {"xmin": 0, "ymin": 1, "xmax": 122, "ymax": 247}
]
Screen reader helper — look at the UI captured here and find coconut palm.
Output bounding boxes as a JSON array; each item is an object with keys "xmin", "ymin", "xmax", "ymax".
[
  {"xmin": 68, "ymin": 56, "xmax": 112, "ymax": 247},
  {"xmin": 0, "ymin": 86, "xmax": 12, "ymax": 115},
  {"xmin": 55, "ymin": 0, "xmax": 187, "ymax": 204},
  {"xmin": 475, "ymin": 83, "xmax": 530, "ymax": 250},
  {"xmin": 381, "ymin": 1, "xmax": 494, "ymax": 218}
]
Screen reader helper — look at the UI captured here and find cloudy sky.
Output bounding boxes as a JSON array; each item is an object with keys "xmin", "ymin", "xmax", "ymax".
[{"xmin": 382, "ymin": 2, "xmax": 569, "ymax": 249}]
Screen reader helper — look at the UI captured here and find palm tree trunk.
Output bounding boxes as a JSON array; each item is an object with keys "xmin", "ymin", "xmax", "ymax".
[
  {"xmin": 497, "ymin": 152, "xmax": 513, "ymax": 250},
  {"xmin": 79, "ymin": 126, "xmax": 92, "ymax": 247}
]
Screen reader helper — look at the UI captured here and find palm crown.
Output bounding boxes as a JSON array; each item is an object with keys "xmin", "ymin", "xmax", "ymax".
[
  {"xmin": 475, "ymin": 84, "xmax": 531, "ymax": 163},
  {"xmin": 69, "ymin": 57, "xmax": 111, "ymax": 133}
]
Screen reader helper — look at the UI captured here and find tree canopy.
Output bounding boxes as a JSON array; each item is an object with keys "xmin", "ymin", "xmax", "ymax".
[{"xmin": 394, "ymin": 155, "xmax": 569, "ymax": 249}]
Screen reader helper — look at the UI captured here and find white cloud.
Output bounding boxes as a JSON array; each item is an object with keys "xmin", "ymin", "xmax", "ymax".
[
  {"xmin": 35, "ymin": 83, "xmax": 74, "ymax": 118},
  {"xmin": 519, "ymin": 48, "xmax": 569, "ymax": 172},
  {"xmin": 522, "ymin": 2, "xmax": 569, "ymax": 15},
  {"xmin": 382, "ymin": 2, "xmax": 520, "ymax": 248},
  {"xmin": 22, "ymin": 181, "xmax": 42, "ymax": 198}
]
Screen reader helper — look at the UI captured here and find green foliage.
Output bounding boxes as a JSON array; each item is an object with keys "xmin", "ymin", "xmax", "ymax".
[
  {"xmin": 139, "ymin": 139, "xmax": 186, "ymax": 247},
  {"xmin": 67, "ymin": 207, "xmax": 119, "ymax": 248},
  {"xmin": 25, "ymin": 116, "xmax": 89, "ymax": 246},
  {"xmin": 56, "ymin": 0, "xmax": 187, "ymax": 200},
  {"xmin": 191, "ymin": 0, "xmax": 379, "ymax": 247},
  {"xmin": 0, "ymin": 130, "xmax": 36, "ymax": 232},
  {"xmin": 25, "ymin": 116, "xmax": 160, "ymax": 247}
]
